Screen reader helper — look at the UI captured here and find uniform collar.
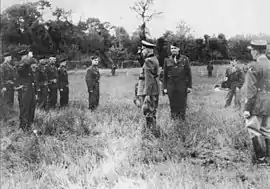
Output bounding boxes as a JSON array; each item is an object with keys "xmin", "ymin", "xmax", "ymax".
[
  {"xmin": 146, "ymin": 53, "xmax": 154, "ymax": 58},
  {"xmin": 257, "ymin": 54, "xmax": 268, "ymax": 61}
]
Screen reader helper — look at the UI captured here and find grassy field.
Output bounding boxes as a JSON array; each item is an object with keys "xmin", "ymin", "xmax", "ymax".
[{"xmin": 1, "ymin": 65, "xmax": 270, "ymax": 189}]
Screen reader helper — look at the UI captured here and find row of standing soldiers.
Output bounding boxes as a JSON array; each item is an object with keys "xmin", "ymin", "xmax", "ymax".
[{"xmin": 0, "ymin": 51, "xmax": 69, "ymax": 132}]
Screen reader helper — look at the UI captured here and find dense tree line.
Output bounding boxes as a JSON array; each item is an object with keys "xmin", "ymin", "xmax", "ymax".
[{"xmin": 1, "ymin": 0, "xmax": 270, "ymax": 68}]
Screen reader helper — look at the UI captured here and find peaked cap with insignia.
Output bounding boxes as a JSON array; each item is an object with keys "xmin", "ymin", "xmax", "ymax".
[{"xmin": 141, "ymin": 40, "xmax": 156, "ymax": 49}]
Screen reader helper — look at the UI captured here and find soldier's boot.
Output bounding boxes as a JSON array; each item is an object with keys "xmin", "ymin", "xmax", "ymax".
[{"xmin": 252, "ymin": 136, "xmax": 267, "ymax": 164}]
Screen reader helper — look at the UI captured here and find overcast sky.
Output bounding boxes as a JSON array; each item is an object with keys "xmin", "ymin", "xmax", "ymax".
[{"xmin": 1, "ymin": 0, "xmax": 269, "ymax": 38}]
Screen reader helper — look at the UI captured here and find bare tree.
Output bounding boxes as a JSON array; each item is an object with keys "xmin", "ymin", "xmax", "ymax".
[
  {"xmin": 176, "ymin": 20, "xmax": 193, "ymax": 38},
  {"xmin": 130, "ymin": 0, "xmax": 162, "ymax": 40}
]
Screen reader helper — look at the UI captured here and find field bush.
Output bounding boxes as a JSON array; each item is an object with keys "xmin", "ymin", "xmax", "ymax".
[{"xmin": 1, "ymin": 66, "xmax": 269, "ymax": 189}]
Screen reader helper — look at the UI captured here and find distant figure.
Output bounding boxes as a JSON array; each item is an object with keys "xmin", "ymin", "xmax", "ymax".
[
  {"xmin": 224, "ymin": 59, "xmax": 245, "ymax": 109},
  {"xmin": 111, "ymin": 63, "xmax": 117, "ymax": 76},
  {"xmin": 244, "ymin": 40, "xmax": 270, "ymax": 165},
  {"xmin": 163, "ymin": 44, "xmax": 192, "ymax": 121},
  {"xmin": 58, "ymin": 61, "xmax": 69, "ymax": 108},
  {"xmin": 0, "ymin": 53, "xmax": 17, "ymax": 107},
  {"xmin": 85, "ymin": 56, "xmax": 100, "ymax": 110},
  {"xmin": 242, "ymin": 62, "xmax": 249, "ymax": 74},
  {"xmin": 207, "ymin": 61, "xmax": 214, "ymax": 77},
  {"xmin": 46, "ymin": 57, "xmax": 58, "ymax": 109}
]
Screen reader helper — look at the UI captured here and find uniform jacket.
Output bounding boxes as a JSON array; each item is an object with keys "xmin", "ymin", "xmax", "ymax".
[
  {"xmin": 225, "ymin": 65, "xmax": 245, "ymax": 88},
  {"xmin": 85, "ymin": 65, "xmax": 100, "ymax": 92},
  {"xmin": 0, "ymin": 62, "xmax": 17, "ymax": 89},
  {"xmin": 58, "ymin": 68, "xmax": 69, "ymax": 89},
  {"xmin": 35, "ymin": 64, "xmax": 48, "ymax": 89},
  {"xmin": 15, "ymin": 59, "xmax": 35, "ymax": 87},
  {"xmin": 207, "ymin": 64, "xmax": 214, "ymax": 71},
  {"xmin": 163, "ymin": 55, "xmax": 192, "ymax": 90},
  {"xmin": 137, "ymin": 53, "xmax": 160, "ymax": 96},
  {"xmin": 244, "ymin": 55, "xmax": 270, "ymax": 115},
  {"xmin": 46, "ymin": 64, "xmax": 58, "ymax": 84}
]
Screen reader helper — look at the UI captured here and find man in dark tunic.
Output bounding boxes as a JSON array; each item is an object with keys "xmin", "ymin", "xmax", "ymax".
[
  {"xmin": 0, "ymin": 53, "xmax": 17, "ymax": 107},
  {"xmin": 16, "ymin": 57, "xmax": 36, "ymax": 132},
  {"xmin": 46, "ymin": 57, "xmax": 58, "ymax": 109},
  {"xmin": 224, "ymin": 60, "xmax": 245, "ymax": 108},
  {"xmin": 244, "ymin": 40, "xmax": 270, "ymax": 165},
  {"xmin": 163, "ymin": 44, "xmax": 192, "ymax": 121},
  {"xmin": 58, "ymin": 61, "xmax": 69, "ymax": 108},
  {"xmin": 35, "ymin": 59, "xmax": 49, "ymax": 110},
  {"xmin": 207, "ymin": 61, "xmax": 214, "ymax": 77},
  {"xmin": 85, "ymin": 56, "xmax": 100, "ymax": 110}
]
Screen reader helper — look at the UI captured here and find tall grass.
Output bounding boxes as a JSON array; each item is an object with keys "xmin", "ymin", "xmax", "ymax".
[{"xmin": 1, "ymin": 66, "xmax": 269, "ymax": 189}]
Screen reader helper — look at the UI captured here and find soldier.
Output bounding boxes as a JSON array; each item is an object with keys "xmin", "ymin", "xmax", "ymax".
[
  {"xmin": 207, "ymin": 61, "xmax": 214, "ymax": 77},
  {"xmin": 46, "ymin": 57, "xmax": 58, "ymax": 109},
  {"xmin": 85, "ymin": 56, "xmax": 100, "ymax": 110},
  {"xmin": 58, "ymin": 61, "xmax": 69, "ymax": 108},
  {"xmin": 138, "ymin": 40, "xmax": 160, "ymax": 137},
  {"xmin": 0, "ymin": 53, "xmax": 17, "ymax": 107},
  {"xmin": 35, "ymin": 59, "xmax": 49, "ymax": 110},
  {"xmin": 15, "ymin": 57, "xmax": 36, "ymax": 132},
  {"xmin": 163, "ymin": 44, "xmax": 192, "ymax": 121},
  {"xmin": 111, "ymin": 62, "xmax": 117, "ymax": 76},
  {"xmin": 242, "ymin": 62, "xmax": 249, "ymax": 74},
  {"xmin": 244, "ymin": 40, "xmax": 270, "ymax": 165},
  {"xmin": 224, "ymin": 59, "xmax": 245, "ymax": 108}
]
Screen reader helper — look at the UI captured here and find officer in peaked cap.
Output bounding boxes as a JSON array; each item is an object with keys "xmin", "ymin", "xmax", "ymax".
[
  {"xmin": 141, "ymin": 40, "xmax": 156, "ymax": 49},
  {"xmin": 244, "ymin": 39, "xmax": 270, "ymax": 165},
  {"xmin": 138, "ymin": 39, "xmax": 160, "ymax": 138}
]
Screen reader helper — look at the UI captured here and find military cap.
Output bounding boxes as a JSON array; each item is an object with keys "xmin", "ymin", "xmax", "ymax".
[
  {"xmin": 141, "ymin": 40, "xmax": 156, "ymax": 49},
  {"xmin": 60, "ymin": 61, "xmax": 67, "ymax": 67},
  {"xmin": 247, "ymin": 40, "xmax": 268, "ymax": 50},
  {"xmin": 18, "ymin": 49, "xmax": 28, "ymax": 56},
  {"xmin": 4, "ymin": 52, "xmax": 11, "ymax": 57},
  {"xmin": 91, "ymin": 55, "xmax": 99, "ymax": 60}
]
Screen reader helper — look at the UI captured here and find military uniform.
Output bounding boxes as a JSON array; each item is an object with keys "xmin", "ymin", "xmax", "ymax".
[
  {"xmin": 244, "ymin": 40, "xmax": 270, "ymax": 164},
  {"xmin": 224, "ymin": 63, "xmax": 245, "ymax": 108},
  {"xmin": 85, "ymin": 63, "xmax": 100, "ymax": 110},
  {"xmin": 111, "ymin": 63, "xmax": 116, "ymax": 76},
  {"xmin": 46, "ymin": 57, "xmax": 58, "ymax": 109},
  {"xmin": 16, "ymin": 57, "xmax": 36, "ymax": 132},
  {"xmin": 35, "ymin": 59, "xmax": 49, "ymax": 110},
  {"xmin": 0, "ymin": 54, "xmax": 17, "ymax": 106},
  {"xmin": 58, "ymin": 62, "xmax": 69, "ymax": 108},
  {"xmin": 163, "ymin": 54, "xmax": 192, "ymax": 120},
  {"xmin": 207, "ymin": 62, "xmax": 214, "ymax": 77},
  {"xmin": 138, "ymin": 40, "xmax": 160, "ymax": 136}
]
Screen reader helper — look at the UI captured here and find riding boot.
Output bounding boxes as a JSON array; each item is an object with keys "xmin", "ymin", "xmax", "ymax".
[{"xmin": 252, "ymin": 136, "xmax": 266, "ymax": 163}]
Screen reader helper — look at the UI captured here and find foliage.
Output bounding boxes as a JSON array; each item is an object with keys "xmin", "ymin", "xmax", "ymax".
[{"xmin": 1, "ymin": 0, "xmax": 269, "ymax": 68}]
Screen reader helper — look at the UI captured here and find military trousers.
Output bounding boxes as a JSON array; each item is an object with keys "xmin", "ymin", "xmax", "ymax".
[
  {"xmin": 225, "ymin": 85, "xmax": 241, "ymax": 108},
  {"xmin": 18, "ymin": 84, "xmax": 36, "ymax": 132},
  {"xmin": 141, "ymin": 95, "xmax": 160, "ymax": 137},
  {"xmin": 37, "ymin": 86, "xmax": 48, "ymax": 110},
  {"xmin": 245, "ymin": 115, "xmax": 270, "ymax": 162},
  {"xmin": 47, "ymin": 84, "xmax": 58, "ymax": 109},
  {"xmin": 60, "ymin": 86, "xmax": 69, "ymax": 108},
  {"xmin": 88, "ymin": 86, "xmax": 99, "ymax": 110}
]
